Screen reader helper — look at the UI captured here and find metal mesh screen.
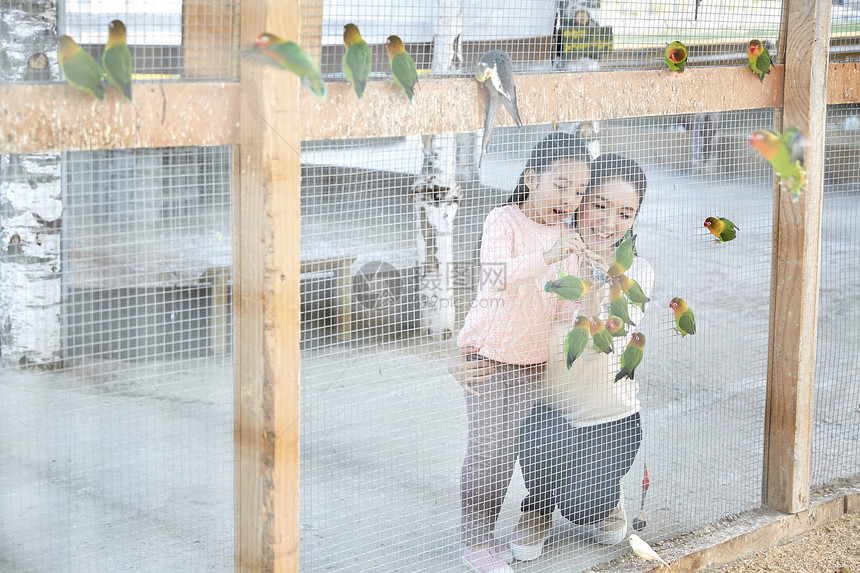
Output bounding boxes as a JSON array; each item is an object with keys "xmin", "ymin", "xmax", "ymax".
[
  {"xmin": 0, "ymin": 145, "xmax": 236, "ymax": 571},
  {"xmin": 305, "ymin": 0, "xmax": 785, "ymax": 79},
  {"xmin": 0, "ymin": 0, "xmax": 239, "ymax": 83},
  {"xmin": 812, "ymin": 104, "xmax": 860, "ymax": 488},
  {"xmin": 300, "ymin": 109, "xmax": 775, "ymax": 572},
  {"xmin": 831, "ymin": 1, "xmax": 860, "ymax": 62}
]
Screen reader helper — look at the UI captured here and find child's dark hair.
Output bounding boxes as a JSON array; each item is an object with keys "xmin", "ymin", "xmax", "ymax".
[
  {"xmin": 584, "ymin": 153, "xmax": 647, "ymax": 206},
  {"xmin": 504, "ymin": 131, "xmax": 592, "ymax": 205}
]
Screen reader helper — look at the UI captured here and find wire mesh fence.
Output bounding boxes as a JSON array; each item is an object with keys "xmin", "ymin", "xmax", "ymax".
[
  {"xmin": 831, "ymin": 0, "xmax": 860, "ymax": 62},
  {"xmin": 299, "ymin": 109, "xmax": 777, "ymax": 572},
  {"xmin": 305, "ymin": 0, "xmax": 786, "ymax": 80},
  {"xmin": 812, "ymin": 103, "xmax": 860, "ymax": 489},
  {"xmin": 0, "ymin": 145, "xmax": 236, "ymax": 571}
]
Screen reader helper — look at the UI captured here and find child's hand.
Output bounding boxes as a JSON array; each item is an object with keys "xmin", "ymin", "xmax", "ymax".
[
  {"xmin": 544, "ymin": 233, "xmax": 583, "ymax": 265},
  {"xmin": 447, "ymin": 346, "xmax": 495, "ymax": 397}
]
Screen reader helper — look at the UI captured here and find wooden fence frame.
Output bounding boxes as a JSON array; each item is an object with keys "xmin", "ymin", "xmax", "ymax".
[{"xmin": 0, "ymin": 0, "xmax": 856, "ymax": 570}]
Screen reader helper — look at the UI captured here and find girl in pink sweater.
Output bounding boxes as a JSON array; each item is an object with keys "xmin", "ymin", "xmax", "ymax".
[{"xmin": 457, "ymin": 132, "xmax": 592, "ymax": 573}]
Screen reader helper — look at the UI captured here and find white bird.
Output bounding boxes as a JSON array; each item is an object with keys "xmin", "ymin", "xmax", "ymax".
[{"xmin": 629, "ymin": 534, "xmax": 669, "ymax": 568}]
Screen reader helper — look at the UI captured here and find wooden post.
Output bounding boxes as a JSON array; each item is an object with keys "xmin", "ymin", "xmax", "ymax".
[
  {"xmin": 763, "ymin": 0, "xmax": 830, "ymax": 514},
  {"xmin": 237, "ymin": 0, "xmax": 301, "ymax": 570}
]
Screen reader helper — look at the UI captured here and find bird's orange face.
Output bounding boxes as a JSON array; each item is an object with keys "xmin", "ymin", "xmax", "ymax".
[
  {"xmin": 668, "ymin": 48, "xmax": 686, "ymax": 63},
  {"xmin": 669, "ymin": 300, "xmax": 679, "ymax": 310},
  {"xmin": 633, "ymin": 333, "xmax": 644, "ymax": 343},
  {"xmin": 254, "ymin": 34, "xmax": 273, "ymax": 49},
  {"xmin": 749, "ymin": 131, "xmax": 779, "ymax": 160},
  {"xmin": 748, "ymin": 41, "xmax": 762, "ymax": 58}
]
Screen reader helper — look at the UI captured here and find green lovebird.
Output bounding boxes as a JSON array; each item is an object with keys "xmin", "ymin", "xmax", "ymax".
[
  {"xmin": 589, "ymin": 316, "xmax": 614, "ymax": 354},
  {"xmin": 670, "ymin": 297, "xmax": 696, "ymax": 336},
  {"xmin": 665, "ymin": 41, "xmax": 688, "ymax": 72},
  {"xmin": 606, "ymin": 230, "xmax": 635, "ymax": 278},
  {"xmin": 103, "ymin": 20, "xmax": 132, "ymax": 101},
  {"xmin": 605, "ymin": 316, "xmax": 628, "ymax": 338},
  {"xmin": 564, "ymin": 316, "xmax": 591, "ymax": 369},
  {"xmin": 544, "ymin": 270, "xmax": 593, "ymax": 301},
  {"xmin": 615, "ymin": 332, "xmax": 646, "ymax": 382},
  {"xmin": 747, "ymin": 39, "xmax": 772, "ymax": 83},
  {"xmin": 385, "ymin": 35, "xmax": 418, "ymax": 102},
  {"xmin": 610, "ymin": 280, "xmax": 636, "ymax": 327},
  {"xmin": 343, "ymin": 23, "xmax": 372, "ymax": 99},
  {"xmin": 749, "ymin": 128, "xmax": 808, "ymax": 202},
  {"xmin": 252, "ymin": 33, "xmax": 326, "ymax": 99},
  {"xmin": 616, "ymin": 274, "xmax": 649, "ymax": 311},
  {"xmin": 58, "ymin": 35, "xmax": 105, "ymax": 101},
  {"xmin": 704, "ymin": 217, "xmax": 739, "ymax": 242}
]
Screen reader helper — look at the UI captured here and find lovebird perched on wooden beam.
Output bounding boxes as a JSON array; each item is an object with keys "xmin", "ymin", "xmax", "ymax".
[
  {"xmin": 385, "ymin": 35, "xmax": 418, "ymax": 102},
  {"xmin": 103, "ymin": 20, "xmax": 132, "ymax": 101},
  {"xmin": 564, "ymin": 316, "xmax": 591, "ymax": 369},
  {"xmin": 615, "ymin": 332, "xmax": 646, "ymax": 382},
  {"xmin": 251, "ymin": 33, "xmax": 326, "ymax": 99},
  {"xmin": 749, "ymin": 127, "xmax": 808, "ymax": 202},
  {"xmin": 665, "ymin": 41, "xmax": 687, "ymax": 72},
  {"xmin": 343, "ymin": 23, "xmax": 371, "ymax": 99},
  {"xmin": 747, "ymin": 39, "xmax": 772, "ymax": 82},
  {"xmin": 58, "ymin": 35, "xmax": 105, "ymax": 101}
]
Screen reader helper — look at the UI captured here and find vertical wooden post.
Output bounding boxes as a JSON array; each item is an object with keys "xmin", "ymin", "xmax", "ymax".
[
  {"xmin": 763, "ymin": 0, "xmax": 830, "ymax": 514},
  {"xmin": 237, "ymin": 0, "xmax": 301, "ymax": 570}
]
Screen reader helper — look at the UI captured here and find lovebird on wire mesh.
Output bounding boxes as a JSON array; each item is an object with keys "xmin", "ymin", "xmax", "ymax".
[
  {"xmin": 704, "ymin": 217, "xmax": 739, "ymax": 242},
  {"xmin": 747, "ymin": 39, "xmax": 772, "ymax": 82},
  {"xmin": 343, "ymin": 23, "xmax": 372, "ymax": 99},
  {"xmin": 665, "ymin": 41, "xmax": 687, "ymax": 72},
  {"xmin": 563, "ymin": 316, "xmax": 591, "ymax": 369},
  {"xmin": 476, "ymin": 49, "xmax": 522, "ymax": 167},
  {"xmin": 103, "ymin": 20, "xmax": 132, "ymax": 101},
  {"xmin": 615, "ymin": 332, "xmax": 646, "ymax": 382},
  {"xmin": 250, "ymin": 33, "xmax": 326, "ymax": 99},
  {"xmin": 615, "ymin": 273, "xmax": 649, "ymax": 310},
  {"xmin": 669, "ymin": 297, "xmax": 696, "ymax": 336},
  {"xmin": 544, "ymin": 269, "xmax": 593, "ymax": 301},
  {"xmin": 605, "ymin": 316, "xmax": 628, "ymax": 338},
  {"xmin": 610, "ymin": 280, "xmax": 635, "ymax": 327},
  {"xmin": 385, "ymin": 35, "xmax": 418, "ymax": 102},
  {"xmin": 606, "ymin": 229, "xmax": 635, "ymax": 278},
  {"xmin": 589, "ymin": 316, "xmax": 614, "ymax": 354},
  {"xmin": 629, "ymin": 534, "xmax": 670, "ymax": 568},
  {"xmin": 58, "ymin": 35, "xmax": 105, "ymax": 101},
  {"xmin": 749, "ymin": 127, "xmax": 808, "ymax": 202}
]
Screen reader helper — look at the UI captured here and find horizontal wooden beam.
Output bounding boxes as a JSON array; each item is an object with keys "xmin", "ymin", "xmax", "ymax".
[
  {"xmin": 300, "ymin": 65, "xmax": 785, "ymax": 141},
  {"xmin": 2, "ymin": 63, "xmax": 858, "ymax": 153},
  {"xmin": 0, "ymin": 82, "xmax": 240, "ymax": 153}
]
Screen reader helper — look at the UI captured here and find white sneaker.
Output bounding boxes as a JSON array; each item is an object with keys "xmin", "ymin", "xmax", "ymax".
[
  {"xmin": 589, "ymin": 490, "xmax": 628, "ymax": 545},
  {"xmin": 509, "ymin": 510, "xmax": 551, "ymax": 561}
]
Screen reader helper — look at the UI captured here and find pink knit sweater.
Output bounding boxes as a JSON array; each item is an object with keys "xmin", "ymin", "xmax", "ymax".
[{"xmin": 458, "ymin": 204, "xmax": 581, "ymax": 365}]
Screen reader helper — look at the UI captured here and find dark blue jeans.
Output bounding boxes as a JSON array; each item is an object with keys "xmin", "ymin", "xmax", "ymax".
[{"xmin": 518, "ymin": 404, "xmax": 642, "ymax": 525}]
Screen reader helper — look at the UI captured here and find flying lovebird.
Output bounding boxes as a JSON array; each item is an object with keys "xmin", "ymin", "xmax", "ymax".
[
  {"xmin": 564, "ymin": 316, "xmax": 591, "ymax": 369},
  {"xmin": 58, "ymin": 35, "xmax": 105, "ymax": 101},
  {"xmin": 589, "ymin": 316, "xmax": 614, "ymax": 354},
  {"xmin": 749, "ymin": 127, "xmax": 808, "ymax": 202},
  {"xmin": 669, "ymin": 297, "xmax": 696, "ymax": 336},
  {"xmin": 251, "ymin": 33, "xmax": 326, "ymax": 99},
  {"xmin": 615, "ymin": 332, "xmax": 646, "ymax": 382},
  {"xmin": 606, "ymin": 229, "xmax": 635, "ymax": 278},
  {"xmin": 665, "ymin": 41, "xmax": 688, "ymax": 72},
  {"xmin": 385, "ymin": 35, "xmax": 418, "ymax": 102},
  {"xmin": 747, "ymin": 39, "xmax": 772, "ymax": 82},
  {"xmin": 629, "ymin": 534, "xmax": 670, "ymax": 568},
  {"xmin": 704, "ymin": 217, "xmax": 739, "ymax": 242},
  {"xmin": 102, "ymin": 20, "xmax": 132, "ymax": 101},
  {"xmin": 476, "ymin": 50, "xmax": 522, "ymax": 168},
  {"xmin": 343, "ymin": 23, "xmax": 372, "ymax": 99},
  {"xmin": 615, "ymin": 274, "xmax": 649, "ymax": 310},
  {"xmin": 609, "ymin": 280, "xmax": 636, "ymax": 327},
  {"xmin": 544, "ymin": 270, "xmax": 593, "ymax": 301},
  {"xmin": 605, "ymin": 316, "xmax": 628, "ymax": 338}
]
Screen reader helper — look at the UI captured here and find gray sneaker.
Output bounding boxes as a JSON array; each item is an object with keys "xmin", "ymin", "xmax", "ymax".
[{"xmin": 592, "ymin": 490, "xmax": 627, "ymax": 545}]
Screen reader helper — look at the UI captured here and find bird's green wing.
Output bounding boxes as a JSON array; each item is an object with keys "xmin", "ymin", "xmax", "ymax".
[
  {"xmin": 679, "ymin": 313, "xmax": 696, "ymax": 335},
  {"xmin": 344, "ymin": 42, "xmax": 371, "ymax": 94},
  {"xmin": 756, "ymin": 52, "xmax": 771, "ymax": 76},
  {"xmin": 103, "ymin": 45, "xmax": 133, "ymax": 100},
  {"xmin": 64, "ymin": 52, "xmax": 106, "ymax": 98},
  {"xmin": 391, "ymin": 52, "xmax": 418, "ymax": 95}
]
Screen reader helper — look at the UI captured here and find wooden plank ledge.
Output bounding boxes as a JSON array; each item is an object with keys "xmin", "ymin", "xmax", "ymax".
[{"xmin": 0, "ymin": 82, "xmax": 240, "ymax": 153}]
